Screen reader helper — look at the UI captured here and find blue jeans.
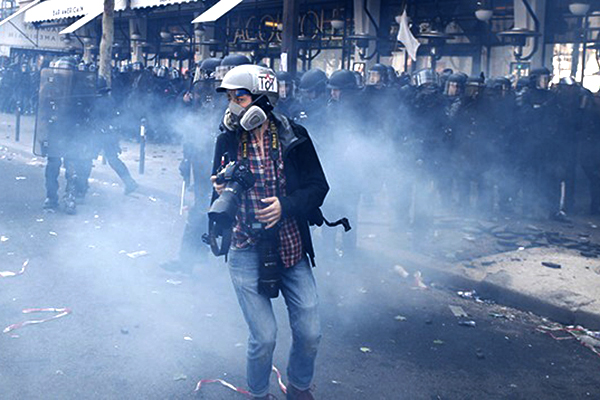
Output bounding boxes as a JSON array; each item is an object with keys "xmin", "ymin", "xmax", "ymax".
[{"xmin": 228, "ymin": 247, "xmax": 321, "ymax": 397}]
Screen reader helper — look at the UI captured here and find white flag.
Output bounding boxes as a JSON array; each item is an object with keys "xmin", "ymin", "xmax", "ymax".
[{"xmin": 396, "ymin": 10, "xmax": 420, "ymax": 61}]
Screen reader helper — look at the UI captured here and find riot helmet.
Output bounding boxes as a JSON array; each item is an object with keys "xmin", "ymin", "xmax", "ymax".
[
  {"xmin": 530, "ymin": 67, "xmax": 551, "ymax": 90},
  {"xmin": 488, "ymin": 77, "xmax": 512, "ymax": 97},
  {"xmin": 413, "ymin": 69, "xmax": 438, "ymax": 88},
  {"xmin": 439, "ymin": 68, "xmax": 453, "ymax": 91},
  {"xmin": 328, "ymin": 69, "xmax": 358, "ymax": 101},
  {"xmin": 558, "ymin": 76, "xmax": 577, "ymax": 87},
  {"xmin": 444, "ymin": 72, "xmax": 467, "ymax": 97},
  {"xmin": 465, "ymin": 74, "xmax": 485, "ymax": 98},
  {"xmin": 119, "ymin": 63, "xmax": 132, "ymax": 74},
  {"xmin": 398, "ymin": 72, "xmax": 411, "ymax": 88},
  {"xmin": 366, "ymin": 63, "xmax": 388, "ymax": 87},
  {"xmin": 157, "ymin": 65, "xmax": 168, "ymax": 79},
  {"xmin": 132, "ymin": 61, "xmax": 144, "ymax": 72},
  {"xmin": 169, "ymin": 68, "xmax": 180, "ymax": 80},
  {"xmin": 217, "ymin": 64, "xmax": 279, "ymax": 131},
  {"xmin": 353, "ymin": 71, "xmax": 365, "ymax": 90},
  {"xmin": 215, "ymin": 54, "xmax": 251, "ymax": 81},
  {"xmin": 298, "ymin": 68, "xmax": 327, "ymax": 101},
  {"xmin": 276, "ymin": 71, "xmax": 295, "ymax": 100},
  {"xmin": 52, "ymin": 56, "xmax": 77, "ymax": 70},
  {"xmin": 194, "ymin": 57, "xmax": 221, "ymax": 82},
  {"xmin": 386, "ymin": 65, "xmax": 398, "ymax": 86}
]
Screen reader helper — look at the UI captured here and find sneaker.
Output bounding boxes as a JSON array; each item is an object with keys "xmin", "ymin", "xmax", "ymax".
[
  {"xmin": 254, "ymin": 395, "xmax": 278, "ymax": 400},
  {"xmin": 43, "ymin": 197, "xmax": 59, "ymax": 210},
  {"xmin": 159, "ymin": 259, "xmax": 192, "ymax": 275},
  {"xmin": 286, "ymin": 385, "xmax": 315, "ymax": 400}
]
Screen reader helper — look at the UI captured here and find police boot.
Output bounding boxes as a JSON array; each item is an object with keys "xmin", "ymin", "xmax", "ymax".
[
  {"xmin": 63, "ymin": 194, "xmax": 77, "ymax": 215},
  {"xmin": 43, "ymin": 197, "xmax": 59, "ymax": 210}
]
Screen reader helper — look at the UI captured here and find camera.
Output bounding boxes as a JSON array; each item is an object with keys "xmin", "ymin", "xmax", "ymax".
[
  {"xmin": 257, "ymin": 228, "xmax": 282, "ymax": 298},
  {"xmin": 206, "ymin": 161, "xmax": 255, "ymax": 256},
  {"xmin": 208, "ymin": 161, "xmax": 255, "ymax": 228}
]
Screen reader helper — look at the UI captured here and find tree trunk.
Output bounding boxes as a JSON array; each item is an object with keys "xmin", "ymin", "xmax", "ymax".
[{"xmin": 99, "ymin": 0, "xmax": 114, "ymax": 86}]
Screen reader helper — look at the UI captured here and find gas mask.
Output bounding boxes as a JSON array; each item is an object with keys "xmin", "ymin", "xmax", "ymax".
[{"xmin": 227, "ymin": 100, "xmax": 267, "ymax": 132}]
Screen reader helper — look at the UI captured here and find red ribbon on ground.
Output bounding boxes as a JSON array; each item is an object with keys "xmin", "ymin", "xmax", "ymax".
[
  {"xmin": 3, "ymin": 307, "xmax": 72, "ymax": 334},
  {"xmin": 195, "ymin": 365, "xmax": 287, "ymax": 397},
  {"xmin": 538, "ymin": 325, "xmax": 600, "ymax": 357},
  {"xmin": 0, "ymin": 259, "xmax": 28, "ymax": 278}
]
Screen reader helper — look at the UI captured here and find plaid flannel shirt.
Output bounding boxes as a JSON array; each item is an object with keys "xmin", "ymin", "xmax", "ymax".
[{"xmin": 232, "ymin": 125, "xmax": 303, "ymax": 268}]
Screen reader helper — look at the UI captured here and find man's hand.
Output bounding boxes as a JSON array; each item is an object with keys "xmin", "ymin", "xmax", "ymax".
[
  {"xmin": 211, "ymin": 175, "xmax": 225, "ymax": 196},
  {"xmin": 256, "ymin": 197, "xmax": 282, "ymax": 229}
]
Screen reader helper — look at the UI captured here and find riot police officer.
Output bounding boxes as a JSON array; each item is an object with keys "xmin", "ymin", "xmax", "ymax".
[
  {"xmin": 39, "ymin": 56, "xmax": 95, "ymax": 214},
  {"xmin": 274, "ymin": 70, "xmax": 300, "ymax": 119},
  {"xmin": 516, "ymin": 66, "xmax": 559, "ymax": 217},
  {"xmin": 91, "ymin": 76, "xmax": 138, "ymax": 194},
  {"xmin": 296, "ymin": 68, "xmax": 328, "ymax": 134}
]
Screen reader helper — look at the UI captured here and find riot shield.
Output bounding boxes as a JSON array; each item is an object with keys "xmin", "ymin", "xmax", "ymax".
[{"xmin": 34, "ymin": 68, "xmax": 97, "ymax": 157}]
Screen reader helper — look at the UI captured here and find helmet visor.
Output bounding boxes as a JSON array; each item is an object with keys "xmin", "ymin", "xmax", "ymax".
[
  {"xmin": 215, "ymin": 65, "xmax": 234, "ymax": 81},
  {"xmin": 366, "ymin": 71, "xmax": 382, "ymax": 86}
]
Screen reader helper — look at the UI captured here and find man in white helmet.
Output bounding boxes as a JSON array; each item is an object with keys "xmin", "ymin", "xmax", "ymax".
[{"xmin": 210, "ymin": 64, "xmax": 329, "ymax": 400}]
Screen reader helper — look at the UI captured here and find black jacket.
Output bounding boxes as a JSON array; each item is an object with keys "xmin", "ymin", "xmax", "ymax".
[{"xmin": 211, "ymin": 112, "xmax": 329, "ymax": 265}]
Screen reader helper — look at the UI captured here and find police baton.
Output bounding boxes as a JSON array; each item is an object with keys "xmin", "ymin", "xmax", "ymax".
[
  {"xmin": 15, "ymin": 101, "xmax": 21, "ymax": 142},
  {"xmin": 139, "ymin": 118, "xmax": 146, "ymax": 174}
]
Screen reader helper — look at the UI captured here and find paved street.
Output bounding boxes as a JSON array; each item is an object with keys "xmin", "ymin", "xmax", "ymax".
[{"xmin": 0, "ymin": 137, "xmax": 599, "ymax": 399}]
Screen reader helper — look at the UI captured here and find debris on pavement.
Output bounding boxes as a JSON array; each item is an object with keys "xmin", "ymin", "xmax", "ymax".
[
  {"xmin": 49, "ymin": 231, "xmax": 58, "ymax": 236},
  {"xmin": 360, "ymin": 347, "xmax": 372, "ymax": 353},
  {"xmin": 0, "ymin": 259, "xmax": 28, "ymax": 278},
  {"xmin": 3, "ymin": 307, "xmax": 72, "ymax": 333},
  {"xmin": 195, "ymin": 365, "xmax": 286, "ymax": 396},
  {"xmin": 538, "ymin": 324, "xmax": 600, "ymax": 358},
  {"xmin": 15, "ymin": 176, "xmax": 26, "ymax": 180},
  {"xmin": 393, "ymin": 265, "xmax": 410, "ymax": 278},
  {"xmin": 458, "ymin": 320, "xmax": 477, "ymax": 327},
  {"xmin": 433, "ymin": 340, "xmax": 444, "ymax": 345},
  {"xmin": 166, "ymin": 279, "xmax": 182, "ymax": 286},
  {"xmin": 449, "ymin": 305, "xmax": 468, "ymax": 318},
  {"xmin": 413, "ymin": 271, "xmax": 428, "ymax": 289},
  {"xmin": 120, "ymin": 328, "xmax": 129, "ymax": 335},
  {"xmin": 541, "ymin": 261, "xmax": 562, "ymax": 269},
  {"xmin": 0, "ymin": 235, "xmax": 8, "ymax": 242},
  {"xmin": 126, "ymin": 250, "xmax": 149, "ymax": 259},
  {"xmin": 173, "ymin": 374, "xmax": 187, "ymax": 381},
  {"xmin": 475, "ymin": 348, "xmax": 485, "ymax": 359},
  {"xmin": 183, "ymin": 336, "xmax": 193, "ymax": 341},
  {"xmin": 394, "ymin": 315, "xmax": 407, "ymax": 321}
]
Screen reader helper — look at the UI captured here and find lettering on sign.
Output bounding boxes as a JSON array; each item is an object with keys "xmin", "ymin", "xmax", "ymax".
[{"xmin": 51, "ymin": 6, "xmax": 85, "ymax": 18}]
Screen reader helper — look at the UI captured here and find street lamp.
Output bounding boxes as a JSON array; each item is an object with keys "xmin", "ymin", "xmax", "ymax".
[
  {"xmin": 475, "ymin": 8, "xmax": 493, "ymax": 22},
  {"xmin": 570, "ymin": 1, "xmax": 591, "ymax": 84},
  {"xmin": 498, "ymin": 27, "xmax": 540, "ymax": 61},
  {"xmin": 347, "ymin": 33, "xmax": 378, "ymax": 60},
  {"xmin": 417, "ymin": 29, "xmax": 452, "ymax": 69},
  {"xmin": 569, "ymin": 2, "xmax": 590, "ymax": 17}
]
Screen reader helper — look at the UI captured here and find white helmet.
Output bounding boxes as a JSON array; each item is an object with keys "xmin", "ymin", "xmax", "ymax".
[{"xmin": 217, "ymin": 64, "xmax": 279, "ymax": 108}]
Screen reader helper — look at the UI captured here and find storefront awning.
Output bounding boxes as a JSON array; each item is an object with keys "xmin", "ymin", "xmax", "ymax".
[
  {"xmin": 191, "ymin": 0, "xmax": 243, "ymax": 23},
  {"xmin": 130, "ymin": 0, "xmax": 199, "ymax": 9},
  {"xmin": 59, "ymin": 8, "xmax": 102, "ymax": 35},
  {"xmin": 0, "ymin": 0, "xmax": 42, "ymax": 28},
  {"xmin": 24, "ymin": 0, "xmax": 127, "ymax": 24}
]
